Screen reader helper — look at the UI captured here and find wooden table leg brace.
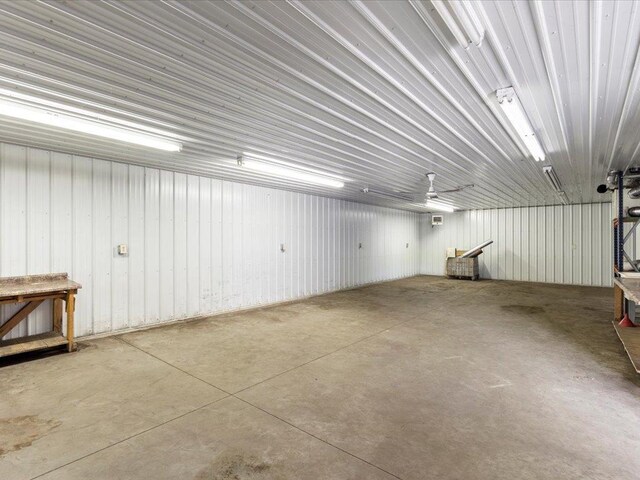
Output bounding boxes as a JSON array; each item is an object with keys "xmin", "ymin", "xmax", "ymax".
[{"xmin": 0, "ymin": 300, "xmax": 44, "ymax": 339}]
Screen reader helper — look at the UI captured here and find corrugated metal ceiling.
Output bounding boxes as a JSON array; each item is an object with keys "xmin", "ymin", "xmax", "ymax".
[{"xmin": 0, "ymin": 0, "xmax": 637, "ymax": 211}]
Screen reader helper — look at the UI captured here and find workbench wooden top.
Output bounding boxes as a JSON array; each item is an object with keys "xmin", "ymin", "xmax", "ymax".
[
  {"xmin": 0, "ymin": 273, "xmax": 82, "ymax": 299},
  {"xmin": 613, "ymin": 277, "xmax": 640, "ymax": 304}
]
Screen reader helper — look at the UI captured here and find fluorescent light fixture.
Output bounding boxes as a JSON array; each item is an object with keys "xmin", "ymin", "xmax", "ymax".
[
  {"xmin": 557, "ymin": 191, "xmax": 569, "ymax": 205},
  {"xmin": 424, "ymin": 200, "xmax": 456, "ymax": 213},
  {"xmin": 237, "ymin": 155, "xmax": 344, "ymax": 188},
  {"xmin": 542, "ymin": 165, "xmax": 569, "ymax": 205},
  {"xmin": 542, "ymin": 165, "xmax": 562, "ymax": 191},
  {"xmin": 432, "ymin": 0, "xmax": 484, "ymax": 49},
  {"xmin": 0, "ymin": 97, "xmax": 182, "ymax": 151},
  {"xmin": 496, "ymin": 87, "xmax": 545, "ymax": 162}
]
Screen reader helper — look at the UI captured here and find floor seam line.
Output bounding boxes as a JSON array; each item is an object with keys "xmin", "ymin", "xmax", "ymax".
[
  {"xmin": 29, "ymin": 393, "xmax": 232, "ymax": 480},
  {"xmin": 117, "ymin": 336, "xmax": 233, "ymax": 395},
  {"xmin": 118, "ymin": 317, "xmax": 416, "ymax": 398},
  {"xmin": 234, "ymin": 285, "xmax": 490, "ymax": 394},
  {"xmin": 233, "ymin": 396, "xmax": 405, "ymax": 480},
  {"xmin": 232, "ymin": 315, "xmax": 421, "ymax": 395}
]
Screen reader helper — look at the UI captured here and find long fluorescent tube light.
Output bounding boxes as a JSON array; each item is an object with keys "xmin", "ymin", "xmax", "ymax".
[
  {"xmin": 557, "ymin": 191, "xmax": 569, "ymax": 205},
  {"xmin": 542, "ymin": 165, "xmax": 562, "ymax": 191},
  {"xmin": 542, "ymin": 165, "xmax": 569, "ymax": 205},
  {"xmin": 0, "ymin": 97, "xmax": 182, "ymax": 151},
  {"xmin": 425, "ymin": 200, "xmax": 456, "ymax": 213},
  {"xmin": 432, "ymin": 0, "xmax": 484, "ymax": 49},
  {"xmin": 237, "ymin": 156, "xmax": 344, "ymax": 188},
  {"xmin": 496, "ymin": 87, "xmax": 545, "ymax": 162}
]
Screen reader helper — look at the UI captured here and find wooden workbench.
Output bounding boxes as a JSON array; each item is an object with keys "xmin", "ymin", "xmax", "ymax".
[
  {"xmin": 0, "ymin": 273, "xmax": 81, "ymax": 358},
  {"xmin": 612, "ymin": 277, "xmax": 640, "ymax": 373}
]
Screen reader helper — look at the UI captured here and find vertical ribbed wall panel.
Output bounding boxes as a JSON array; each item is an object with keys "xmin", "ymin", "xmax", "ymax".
[
  {"xmin": 419, "ymin": 204, "xmax": 612, "ymax": 287},
  {"xmin": 0, "ymin": 143, "xmax": 420, "ymax": 339},
  {"xmin": 1, "ymin": 140, "xmax": 611, "ymax": 340}
]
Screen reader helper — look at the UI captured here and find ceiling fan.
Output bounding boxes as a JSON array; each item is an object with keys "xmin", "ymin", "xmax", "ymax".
[
  {"xmin": 423, "ymin": 172, "xmax": 474, "ymax": 200},
  {"xmin": 361, "ymin": 172, "xmax": 474, "ymax": 204}
]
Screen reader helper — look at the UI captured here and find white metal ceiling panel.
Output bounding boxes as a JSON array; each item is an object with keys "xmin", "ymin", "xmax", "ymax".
[{"xmin": 0, "ymin": 0, "xmax": 637, "ymax": 211}]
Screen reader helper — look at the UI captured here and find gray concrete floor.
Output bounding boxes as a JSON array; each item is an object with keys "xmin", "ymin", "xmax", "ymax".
[{"xmin": 1, "ymin": 276, "xmax": 639, "ymax": 480}]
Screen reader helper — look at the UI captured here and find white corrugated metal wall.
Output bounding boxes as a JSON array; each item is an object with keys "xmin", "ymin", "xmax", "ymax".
[
  {"xmin": 0, "ymin": 140, "xmax": 614, "ymax": 341},
  {"xmin": 419, "ymin": 204, "xmax": 613, "ymax": 287},
  {"xmin": 0, "ymin": 142, "xmax": 420, "ymax": 339}
]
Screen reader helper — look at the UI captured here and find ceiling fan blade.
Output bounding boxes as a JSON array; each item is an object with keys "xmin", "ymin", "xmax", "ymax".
[
  {"xmin": 394, "ymin": 191, "xmax": 425, "ymax": 201},
  {"xmin": 439, "ymin": 184, "xmax": 475, "ymax": 194}
]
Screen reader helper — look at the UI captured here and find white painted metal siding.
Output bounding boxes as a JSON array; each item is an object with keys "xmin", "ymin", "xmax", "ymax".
[
  {"xmin": 419, "ymin": 204, "xmax": 612, "ymax": 287},
  {"xmin": 0, "ymin": 142, "xmax": 420, "ymax": 339}
]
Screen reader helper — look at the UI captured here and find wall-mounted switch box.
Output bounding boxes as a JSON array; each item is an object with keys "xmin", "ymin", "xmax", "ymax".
[{"xmin": 117, "ymin": 244, "xmax": 128, "ymax": 256}]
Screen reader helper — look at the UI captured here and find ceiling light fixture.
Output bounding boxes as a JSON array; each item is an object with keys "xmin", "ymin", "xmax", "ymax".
[
  {"xmin": 0, "ymin": 97, "xmax": 182, "ymax": 152},
  {"xmin": 557, "ymin": 191, "xmax": 569, "ymax": 205},
  {"xmin": 496, "ymin": 87, "xmax": 545, "ymax": 162},
  {"xmin": 424, "ymin": 200, "xmax": 456, "ymax": 213},
  {"xmin": 237, "ymin": 155, "xmax": 344, "ymax": 188},
  {"xmin": 542, "ymin": 165, "xmax": 569, "ymax": 205},
  {"xmin": 432, "ymin": 0, "xmax": 484, "ymax": 49},
  {"xmin": 542, "ymin": 165, "xmax": 562, "ymax": 191}
]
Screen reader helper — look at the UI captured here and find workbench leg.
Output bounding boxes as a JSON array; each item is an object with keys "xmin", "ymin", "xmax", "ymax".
[
  {"xmin": 53, "ymin": 299, "xmax": 63, "ymax": 333},
  {"xmin": 66, "ymin": 292, "xmax": 76, "ymax": 352},
  {"xmin": 614, "ymin": 283, "xmax": 624, "ymax": 322}
]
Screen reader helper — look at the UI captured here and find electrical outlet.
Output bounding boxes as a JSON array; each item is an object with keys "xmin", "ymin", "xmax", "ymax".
[{"xmin": 117, "ymin": 244, "xmax": 128, "ymax": 256}]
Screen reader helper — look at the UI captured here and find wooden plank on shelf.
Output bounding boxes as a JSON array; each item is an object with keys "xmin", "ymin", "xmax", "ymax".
[
  {"xmin": 612, "ymin": 321, "xmax": 640, "ymax": 374},
  {"xmin": 0, "ymin": 332, "xmax": 68, "ymax": 358},
  {"xmin": 613, "ymin": 277, "xmax": 640, "ymax": 304}
]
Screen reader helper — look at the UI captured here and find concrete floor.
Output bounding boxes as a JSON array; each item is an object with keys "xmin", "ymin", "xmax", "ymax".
[{"xmin": 1, "ymin": 276, "xmax": 639, "ymax": 480}]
